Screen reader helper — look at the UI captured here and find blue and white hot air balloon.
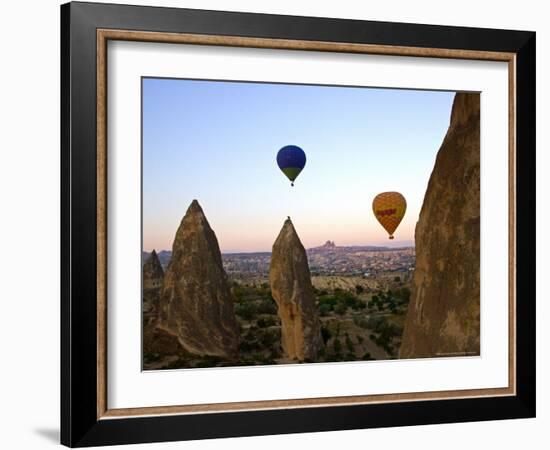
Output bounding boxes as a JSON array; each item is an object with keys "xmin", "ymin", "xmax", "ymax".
[{"xmin": 276, "ymin": 145, "xmax": 306, "ymax": 186}]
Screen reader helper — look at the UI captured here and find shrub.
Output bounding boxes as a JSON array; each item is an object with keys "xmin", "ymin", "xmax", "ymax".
[
  {"xmin": 345, "ymin": 333, "xmax": 354, "ymax": 353},
  {"xmin": 239, "ymin": 339, "xmax": 260, "ymax": 353},
  {"xmin": 362, "ymin": 352, "xmax": 373, "ymax": 360},
  {"xmin": 194, "ymin": 355, "xmax": 223, "ymax": 368},
  {"xmin": 319, "ymin": 303, "xmax": 332, "ymax": 316},
  {"xmin": 366, "ymin": 315, "xmax": 385, "ymax": 329},
  {"xmin": 163, "ymin": 358, "xmax": 187, "ymax": 370},
  {"xmin": 397, "ymin": 287, "xmax": 411, "ymax": 303},
  {"xmin": 353, "ymin": 316, "xmax": 368, "ymax": 329},
  {"xmin": 321, "ymin": 325, "xmax": 332, "ymax": 345},
  {"xmin": 256, "ymin": 298, "xmax": 277, "ymax": 315},
  {"xmin": 257, "ymin": 316, "xmax": 277, "ymax": 328},
  {"xmin": 354, "ymin": 300, "xmax": 367, "ymax": 310},
  {"xmin": 234, "ymin": 302, "xmax": 257, "ymax": 320},
  {"xmin": 318, "ymin": 295, "xmax": 338, "ymax": 310},
  {"xmin": 334, "ymin": 301, "xmax": 347, "ymax": 315},
  {"xmin": 143, "ymin": 352, "xmax": 160, "ymax": 364},
  {"xmin": 232, "ymin": 284, "xmax": 246, "ymax": 300},
  {"xmin": 259, "ymin": 328, "xmax": 280, "ymax": 347},
  {"xmin": 333, "ymin": 338, "xmax": 342, "ymax": 355}
]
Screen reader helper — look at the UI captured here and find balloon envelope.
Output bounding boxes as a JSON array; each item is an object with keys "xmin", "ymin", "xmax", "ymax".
[
  {"xmin": 372, "ymin": 192, "xmax": 407, "ymax": 239},
  {"xmin": 277, "ymin": 145, "xmax": 306, "ymax": 184}
]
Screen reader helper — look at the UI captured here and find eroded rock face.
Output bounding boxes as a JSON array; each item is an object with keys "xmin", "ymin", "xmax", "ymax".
[
  {"xmin": 143, "ymin": 250, "xmax": 164, "ymax": 314},
  {"xmin": 400, "ymin": 93, "xmax": 480, "ymax": 359},
  {"xmin": 269, "ymin": 218, "xmax": 322, "ymax": 361},
  {"xmin": 158, "ymin": 200, "xmax": 239, "ymax": 359}
]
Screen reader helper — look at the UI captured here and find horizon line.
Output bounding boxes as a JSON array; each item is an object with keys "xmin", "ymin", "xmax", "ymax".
[{"xmin": 143, "ymin": 242, "xmax": 416, "ymax": 254}]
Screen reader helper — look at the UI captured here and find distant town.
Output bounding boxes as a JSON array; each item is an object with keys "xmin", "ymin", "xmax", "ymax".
[{"xmin": 144, "ymin": 240, "xmax": 415, "ymax": 281}]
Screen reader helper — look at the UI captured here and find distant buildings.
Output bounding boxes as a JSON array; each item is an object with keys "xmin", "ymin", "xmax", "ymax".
[
  {"xmin": 144, "ymin": 244, "xmax": 416, "ymax": 281},
  {"xmin": 223, "ymin": 244, "xmax": 415, "ymax": 280}
]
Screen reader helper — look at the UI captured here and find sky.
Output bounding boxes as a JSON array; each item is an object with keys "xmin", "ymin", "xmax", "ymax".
[{"xmin": 142, "ymin": 78, "xmax": 455, "ymax": 253}]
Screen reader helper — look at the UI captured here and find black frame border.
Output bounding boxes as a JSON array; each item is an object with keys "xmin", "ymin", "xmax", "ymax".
[{"xmin": 61, "ymin": 2, "xmax": 536, "ymax": 447}]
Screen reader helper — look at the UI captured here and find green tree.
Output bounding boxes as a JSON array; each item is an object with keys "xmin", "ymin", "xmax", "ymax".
[
  {"xmin": 333, "ymin": 338, "xmax": 342, "ymax": 355},
  {"xmin": 257, "ymin": 316, "xmax": 277, "ymax": 328},
  {"xmin": 318, "ymin": 303, "xmax": 332, "ymax": 316},
  {"xmin": 234, "ymin": 302, "xmax": 257, "ymax": 320},
  {"xmin": 362, "ymin": 351, "xmax": 373, "ymax": 360},
  {"xmin": 397, "ymin": 287, "xmax": 411, "ymax": 303},
  {"xmin": 334, "ymin": 301, "xmax": 347, "ymax": 315},
  {"xmin": 256, "ymin": 298, "xmax": 277, "ymax": 315},
  {"xmin": 321, "ymin": 326, "xmax": 332, "ymax": 345},
  {"xmin": 345, "ymin": 333, "xmax": 354, "ymax": 353}
]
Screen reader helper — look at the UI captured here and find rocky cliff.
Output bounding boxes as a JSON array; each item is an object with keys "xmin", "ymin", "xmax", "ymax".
[
  {"xmin": 158, "ymin": 200, "xmax": 240, "ymax": 359},
  {"xmin": 400, "ymin": 93, "xmax": 480, "ymax": 358},
  {"xmin": 269, "ymin": 218, "xmax": 322, "ymax": 361},
  {"xmin": 142, "ymin": 250, "xmax": 164, "ymax": 314}
]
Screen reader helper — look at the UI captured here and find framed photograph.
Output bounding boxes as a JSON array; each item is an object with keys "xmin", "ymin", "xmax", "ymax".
[{"xmin": 61, "ymin": 1, "xmax": 536, "ymax": 447}]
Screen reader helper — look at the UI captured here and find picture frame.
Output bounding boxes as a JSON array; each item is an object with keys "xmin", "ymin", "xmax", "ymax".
[{"xmin": 60, "ymin": 1, "xmax": 536, "ymax": 447}]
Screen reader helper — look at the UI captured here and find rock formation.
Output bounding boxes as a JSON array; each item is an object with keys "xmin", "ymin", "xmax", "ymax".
[
  {"xmin": 322, "ymin": 240, "xmax": 336, "ymax": 249},
  {"xmin": 158, "ymin": 200, "xmax": 240, "ymax": 359},
  {"xmin": 143, "ymin": 250, "xmax": 164, "ymax": 289},
  {"xmin": 269, "ymin": 218, "xmax": 322, "ymax": 361},
  {"xmin": 142, "ymin": 250, "xmax": 164, "ymax": 314},
  {"xmin": 400, "ymin": 93, "xmax": 480, "ymax": 359}
]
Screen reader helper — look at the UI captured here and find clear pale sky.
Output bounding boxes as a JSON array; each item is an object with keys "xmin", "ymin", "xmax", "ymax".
[{"xmin": 142, "ymin": 78, "xmax": 455, "ymax": 253}]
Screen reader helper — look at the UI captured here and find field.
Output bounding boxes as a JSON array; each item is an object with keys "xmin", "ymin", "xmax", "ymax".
[{"xmin": 143, "ymin": 274, "xmax": 411, "ymax": 370}]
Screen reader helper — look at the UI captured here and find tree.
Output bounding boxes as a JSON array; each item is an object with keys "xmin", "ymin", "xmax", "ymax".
[
  {"xmin": 234, "ymin": 302, "xmax": 257, "ymax": 320},
  {"xmin": 321, "ymin": 326, "xmax": 332, "ymax": 345},
  {"xmin": 256, "ymin": 298, "xmax": 277, "ymax": 315},
  {"xmin": 334, "ymin": 301, "xmax": 347, "ymax": 315},
  {"xmin": 398, "ymin": 286, "xmax": 411, "ymax": 303},
  {"xmin": 257, "ymin": 316, "xmax": 277, "ymax": 328},
  {"xmin": 333, "ymin": 338, "xmax": 342, "ymax": 355},
  {"xmin": 334, "ymin": 301, "xmax": 348, "ymax": 316},
  {"xmin": 362, "ymin": 351, "xmax": 373, "ymax": 361},
  {"xmin": 345, "ymin": 333, "xmax": 354, "ymax": 353},
  {"xmin": 318, "ymin": 303, "xmax": 332, "ymax": 316}
]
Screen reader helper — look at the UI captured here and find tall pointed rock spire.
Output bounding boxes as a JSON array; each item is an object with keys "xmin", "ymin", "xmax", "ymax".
[
  {"xmin": 269, "ymin": 218, "xmax": 322, "ymax": 361},
  {"xmin": 158, "ymin": 200, "xmax": 239, "ymax": 358},
  {"xmin": 143, "ymin": 249, "xmax": 164, "ymax": 314},
  {"xmin": 400, "ymin": 93, "xmax": 480, "ymax": 358}
]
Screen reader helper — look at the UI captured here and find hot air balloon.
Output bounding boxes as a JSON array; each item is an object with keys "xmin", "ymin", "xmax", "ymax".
[
  {"xmin": 276, "ymin": 145, "xmax": 306, "ymax": 186},
  {"xmin": 372, "ymin": 192, "xmax": 407, "ymax": 240}
]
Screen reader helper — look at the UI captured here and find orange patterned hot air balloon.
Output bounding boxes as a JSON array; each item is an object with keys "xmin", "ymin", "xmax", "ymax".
[{"xmin": 372, "ymin": 192, "xmax": 407, "ymax": 240}]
